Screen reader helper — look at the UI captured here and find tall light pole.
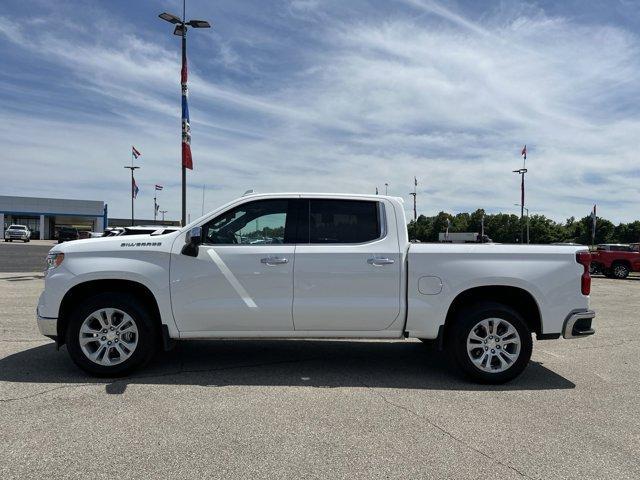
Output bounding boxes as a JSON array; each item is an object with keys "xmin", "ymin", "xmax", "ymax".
[
  {"xmin": 385, "ymin": 182, "xmax": 389, "ymax": 195},
  {"xmin": 159, "ymin": 210, "xmax": 168, "ymax": 222},
  {"xmin": 159, "ymin": 2, "xmax": 211, "ymax": 226},
  {"xmin": 124, "ymin": 153, "xmax": 140, "ymax": 226},
  {"xmin": 514, "ymin": 204, "xmax": 530, "ymax": 244}
]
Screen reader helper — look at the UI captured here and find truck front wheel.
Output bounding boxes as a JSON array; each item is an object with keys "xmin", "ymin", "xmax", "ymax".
[
  {"xmin": 447, "ymin": 302, "xmax": 533, "ymax": 384},
  {"xmin": 65, "ymin": 292, "xmax": 158, "ymax": 376}
]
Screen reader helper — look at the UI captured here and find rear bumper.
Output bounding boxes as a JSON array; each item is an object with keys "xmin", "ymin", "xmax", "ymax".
[{"xmin": 562, "ymin": 309, "xmax": 596, "ymax": 339}]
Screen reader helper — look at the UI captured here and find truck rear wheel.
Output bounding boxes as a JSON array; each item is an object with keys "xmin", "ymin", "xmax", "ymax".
[
  {"xmin": 65, "ymin": 292, "xmax": 158, "ymax": 376},
  {"xmin": 447, "ymin": 302, "xmax": 533, "ymax": 384},
  {"xmin": 612, "ymin": 263, "xmax": 630, "ymax": 279}
]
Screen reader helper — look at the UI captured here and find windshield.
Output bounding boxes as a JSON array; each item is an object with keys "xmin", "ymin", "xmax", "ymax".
[{"xmin": 8, "ymin": 226, "xmax": 27, "ymax": 230}]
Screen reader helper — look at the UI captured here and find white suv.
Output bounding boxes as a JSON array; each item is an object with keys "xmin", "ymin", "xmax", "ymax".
[{"xmin": 4, "ymin": 224, "xmax": 31, "ymax": 242}]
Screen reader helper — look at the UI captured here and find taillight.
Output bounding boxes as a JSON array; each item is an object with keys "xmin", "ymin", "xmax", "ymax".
[{"xmin": 576, "ymin": 251, "xmax": 591, "ymax": 295}]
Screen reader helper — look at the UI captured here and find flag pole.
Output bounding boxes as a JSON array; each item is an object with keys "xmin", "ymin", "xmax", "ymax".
[{"xmin": 181, "ymin": 22, "xmax": 187, "ymax": 227}]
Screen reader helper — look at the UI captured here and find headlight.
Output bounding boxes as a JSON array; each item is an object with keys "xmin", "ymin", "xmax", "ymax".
[{"xmin": 46, "ymin": 252, "xmax": 65, "ymax": 270}]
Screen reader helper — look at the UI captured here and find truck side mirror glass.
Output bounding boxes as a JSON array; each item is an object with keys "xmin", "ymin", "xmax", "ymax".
[
  {"xmin": 185, "ymin": 226, "xmax": 202, "ymax": 246},
  {"xmin": 182, "ymin": 226, "xmax": 202, "ymax": 257}
]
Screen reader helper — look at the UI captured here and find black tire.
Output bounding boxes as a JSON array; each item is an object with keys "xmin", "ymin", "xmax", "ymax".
[
  {"xmin": 65, "ymin": 292, "xmax": 158, "ymax": 376},
  {"xmin": 589, "ymin": 263, "xmax": 601, "ymax": 275},
  {"xmin": 612, "ymin": 263, "xmax": 630, "ymax": 279},
  {"xmin": 447, "ymin": 301, "xmax": 533, "ymax": 384},
  {"xmin": 603, "ymin": 268, "xmax": 615, "ymax": 278}
]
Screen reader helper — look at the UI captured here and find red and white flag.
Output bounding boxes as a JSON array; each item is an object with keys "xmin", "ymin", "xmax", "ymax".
[
  {"xmin": 181, "ymin": 43, "xmax": 193, "ymax": 170},
  {"xmin": 521, "ymin": 145, "xmax": 527, "ymax": 160},
  {"xmin": 132, "ymin": 146, "xmax": 141, "ymax": 159},
  {"xmin": 155, "ymin": 184, "xmax": 163, "ymax": 191}
]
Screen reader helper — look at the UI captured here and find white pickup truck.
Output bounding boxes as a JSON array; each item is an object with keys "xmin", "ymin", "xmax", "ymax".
[{"xmin": 37, "ymin": 193, "xmax": 595, "ymax": 383}]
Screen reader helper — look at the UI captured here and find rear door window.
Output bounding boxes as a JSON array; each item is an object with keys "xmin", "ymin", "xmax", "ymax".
[{"xmin": 308, "ymin": 199, "xmax": 381, "ymax": 244}]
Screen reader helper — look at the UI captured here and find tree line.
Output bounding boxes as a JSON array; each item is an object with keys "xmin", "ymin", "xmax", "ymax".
[{"xmin": 407, "ymin": 210, "xmax": 640, "ymax": 245}]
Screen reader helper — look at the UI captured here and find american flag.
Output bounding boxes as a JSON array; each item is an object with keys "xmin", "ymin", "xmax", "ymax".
[
  {"xmin": 132, "ymin": 146, "xmax": 141, "ymax": 159},
  {"xmin": 132, "ymin": 176, "xmax": 139, "ymax": 198},
  {"xmin": 521, "ymin": 145, "xmax": 527, "ymax": 160},
  {"xmin": 155, "ymin": 184, "xmax": 163, "ymax": 191},
  {"xmin": 181, "ymin": 42, "xmax": 192, "ymax": 170}
]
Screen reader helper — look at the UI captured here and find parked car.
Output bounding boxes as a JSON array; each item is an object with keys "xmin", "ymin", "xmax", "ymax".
[
  {"xmin": 57, "ymin": 227, "xmax": 79, "ymax": 243},
  {"xmin": 101, "ymin": 228, "xmax": 125, "ymax": 237},
  {"xmin": 37, "ymin": 193, "xmax": 595, "ymax": 383},
  {"xmin": 590, "ymin": 244, "xmax": 640, "ymax": 279},
  {"xmin": 101, "ymin": 226, "xmax": 178, "ymax": 237},
  {"xmin": 121, "ymin": 226, "xmax": 180, "ymax": 236},
  {"xmin": 78, "ymin": 231, "xmax": 93, "ymax": 239},
  {"xmin": 438, "ymin": 232, "xmax": 492, "ymax": 243},
  {"xmin": 4, "ymin": 224, "xmax": 31, "ymax": 242}
]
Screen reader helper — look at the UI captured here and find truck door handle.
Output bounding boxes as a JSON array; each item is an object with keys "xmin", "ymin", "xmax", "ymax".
[
  {"xmin": 261, "ymin": 256, "xmax": 289, "ymax": 266},
  {"xmin": 367, "ymin": 257, "xmax": 395, "ymax": 266}
]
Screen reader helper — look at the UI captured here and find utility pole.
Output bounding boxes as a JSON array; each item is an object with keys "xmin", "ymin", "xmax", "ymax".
[
  {"xmin": 159, "ymin": 210, "xmax": 168, "ymax": 222},
  {"xmin": 385, "ymin": 182, "xmax": 389, "ymax": 195},
  {"xmin": 159, "ymin": 1, "xmax": 211, "ymax": 227},
  {"xmin": 513, "ymin": 145, "xmax": 528, "ymax": 242},
  {"xmin": 409, "ymin": 176, "xmax": 417, "ymax": 221},
  {"xmin": 124, "ymin": 150, "xmax": 140, "ymax": 226},
  {"xmin": 153, "ymin": 194, "xmax": 157, "ymax": 225}
]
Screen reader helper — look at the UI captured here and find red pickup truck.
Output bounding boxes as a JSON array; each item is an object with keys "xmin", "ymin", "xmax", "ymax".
[{"xmin": 590, "ymin": 244, "xmax": 640, "ymax": 279}]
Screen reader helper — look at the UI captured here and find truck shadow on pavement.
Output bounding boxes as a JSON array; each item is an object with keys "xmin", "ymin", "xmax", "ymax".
[{"xmin": 0, "ymin": 339, "xmax": 575, "ymax": 394}]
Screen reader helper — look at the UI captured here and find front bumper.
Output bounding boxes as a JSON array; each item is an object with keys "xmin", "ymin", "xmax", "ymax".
[
  {"xmin": 37, "ymin": 309, "xmax": 58, "ymax": 337},
  {"xmin": 562, "ymin": 310, "xmax": 596, "ymax": 339}
]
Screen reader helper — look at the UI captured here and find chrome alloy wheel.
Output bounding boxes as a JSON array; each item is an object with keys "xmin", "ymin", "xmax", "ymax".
[
  {"xmin": 613, "ymin": 264, "xmax": 628, "ymax": 278},
  {"xmin": 466, "ymin": 318, "xmax": 521, "ymax": 373},
  {"xmin": 79, "ymin": 308, "xmax": 139, "ymax": 366}
]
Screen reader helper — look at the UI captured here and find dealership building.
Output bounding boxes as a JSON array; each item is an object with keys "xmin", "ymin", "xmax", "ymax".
[{"xmin": 0, "ymin": 195, "xmax": 107, "ymax": 240}]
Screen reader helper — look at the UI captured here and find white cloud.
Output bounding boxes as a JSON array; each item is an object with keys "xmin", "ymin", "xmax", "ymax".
[{"xmin": 0, "ymin": 1, "xmax": 639, "ymax": 223}]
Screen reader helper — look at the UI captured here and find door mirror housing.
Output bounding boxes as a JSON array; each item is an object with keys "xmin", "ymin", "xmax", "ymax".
[
  {"xmin": 185, "ymin": 226, "xmax": 202, "ymax": 246},
  {"xmin": 182, "ymin": 226, "xmax": 202, "ymax": 257}
]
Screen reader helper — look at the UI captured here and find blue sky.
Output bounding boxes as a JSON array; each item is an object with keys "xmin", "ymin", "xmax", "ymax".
[{"xmin": 1, "ymin": 0, "xmax": 639, "ymax": 222}]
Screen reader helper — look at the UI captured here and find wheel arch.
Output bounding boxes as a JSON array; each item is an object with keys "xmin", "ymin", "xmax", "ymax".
[
  {"xmin": 443, "ymin": 285, "xmax": 542, "ymax": 341},
  {"xmin": 57, "ymin": 279, "xmax": 163, "ymax": 347},
  {"xmin": 611, "ymin": 259, "xmax": 631, "ymax": 268}
]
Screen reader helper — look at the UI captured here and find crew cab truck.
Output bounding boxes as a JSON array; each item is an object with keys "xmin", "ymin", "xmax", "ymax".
[
  {"xmin": 37, "ymin": 193, "xmax": 595, "ymax": 383},
  {"xmin": 590, "ymin": 244, "xmax": 640, "ymax": 279}
]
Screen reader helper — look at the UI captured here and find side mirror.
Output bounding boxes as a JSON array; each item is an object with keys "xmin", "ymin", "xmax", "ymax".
[
  {"xmin": 182, "ymin": 226, "xmax": 202, "ymax": 257},
  {"xmin": 185, "ymin": 226, "xmax": 202, "ymax": 246}
]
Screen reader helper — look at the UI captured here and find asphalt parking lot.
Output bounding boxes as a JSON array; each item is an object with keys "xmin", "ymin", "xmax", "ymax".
[
  {"xmin": 1, "ymin": 271, "xmax": 639, "ymax": 479},
  {"xmin": 0, "ymin": 240, "xmax": 55, "ymax": 272}
]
